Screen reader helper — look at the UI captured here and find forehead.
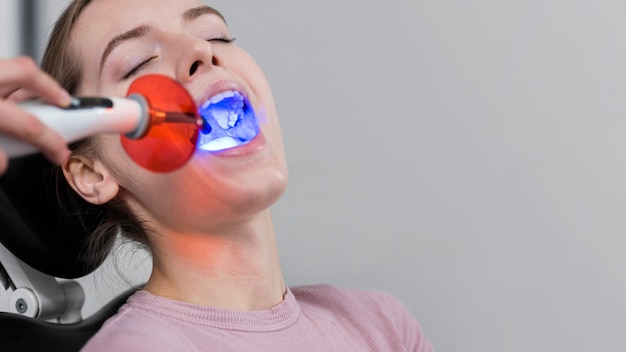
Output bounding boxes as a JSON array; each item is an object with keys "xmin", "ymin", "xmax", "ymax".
[
  {"xmin": 73, "ymin": 0, "xmax": 223, "ymax": 39},
  {"xmin": 71, "ymin": 0, "xmax": 224, "ymax": 61}
]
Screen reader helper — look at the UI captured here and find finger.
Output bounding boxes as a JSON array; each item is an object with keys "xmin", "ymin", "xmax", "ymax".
[
  {"xmin": 0, "ymin": 57, "xmax": 71, "ymax": 107},
  {"xmin": 0, "ymin": 85, "xmax": 19, "ymax": 99},
  {"xmin": 6, "ymin": 87, "xmax": 38, "ymax": 103},
  {"xmin": 0, "ymin": 100, "xmax": 70, "ymax": 165}
]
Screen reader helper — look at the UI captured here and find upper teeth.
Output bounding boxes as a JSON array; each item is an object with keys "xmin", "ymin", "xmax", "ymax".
[{"xmin": 201, "ymin": 90, "xmax": 243, "ymax": 109}]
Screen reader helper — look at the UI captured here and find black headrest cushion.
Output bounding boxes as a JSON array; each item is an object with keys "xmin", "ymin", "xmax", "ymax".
[{"xmin": 0, "ymin": 154, "xmax": 103, "ymax": 278}]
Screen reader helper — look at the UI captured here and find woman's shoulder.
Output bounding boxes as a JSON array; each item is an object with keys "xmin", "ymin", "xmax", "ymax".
[
  {"xmin": 81, "ymin": 292, "xmax": 194, "ymax": 352},
  {"xmin": 290, "ymin": 284, "xmax": 433, "ymax": 351},
  {"xmin": 291, "ymin": 284, "xmax": 406, "ymax": 310},
  {"xmin": 290, "ymin": 284, "xmax": 414, "ymax": 325}
]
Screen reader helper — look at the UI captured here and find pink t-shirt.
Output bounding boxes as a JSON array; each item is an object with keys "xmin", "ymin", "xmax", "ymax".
[{"xmin": 81, "ymin": 284, "xmax": 433, "ymax": 351}]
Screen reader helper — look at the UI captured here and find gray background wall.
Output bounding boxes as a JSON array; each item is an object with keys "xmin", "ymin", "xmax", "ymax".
[{"xmin": 2, "ymin": 0, "xmax": 626, "ymax": 351}]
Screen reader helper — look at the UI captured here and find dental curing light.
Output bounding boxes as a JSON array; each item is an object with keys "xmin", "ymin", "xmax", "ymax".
[{"xmin": 0, "ymin": 74, "xmax": 200, "ymax": 172}]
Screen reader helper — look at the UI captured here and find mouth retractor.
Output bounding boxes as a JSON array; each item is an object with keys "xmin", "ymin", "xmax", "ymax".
[{"xmin": 196, "ymin": 90, "xmax": 260, "ymax": 152}]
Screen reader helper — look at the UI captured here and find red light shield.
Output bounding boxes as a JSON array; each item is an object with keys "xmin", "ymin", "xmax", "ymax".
[{"xmin": 121, "ymin": 75, "xmax": 199, "ymax": 172}]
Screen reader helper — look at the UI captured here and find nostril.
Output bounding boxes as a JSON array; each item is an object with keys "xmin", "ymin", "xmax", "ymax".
[
  {"xmin": 212, "ymin": 56, "xmax": 218, "ymax": 66},
  {"xmin": 189, "ymin": 60, "xmax": 201, "ymax": 76}
]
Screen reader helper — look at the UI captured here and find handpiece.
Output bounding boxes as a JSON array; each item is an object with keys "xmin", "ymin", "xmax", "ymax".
[
  {"xmin": 1, "ymin": 94, "xmax": 157, "ymax": 158},
  {"xmin": 0, "ymin": 75, "xmax": 201, "ymax": 173}
]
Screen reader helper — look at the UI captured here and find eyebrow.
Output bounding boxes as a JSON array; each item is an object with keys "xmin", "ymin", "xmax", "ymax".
[
  {"xmin": 182, "ymin": 5, "xmax": 226, "ymax": 23},
  {"xmin": 99, "ymin": 25, "xmax": 150, "ymax": 73},
  {"xmin": 99, "ymin": 6, "xmax": 226, "ymax": 74}
]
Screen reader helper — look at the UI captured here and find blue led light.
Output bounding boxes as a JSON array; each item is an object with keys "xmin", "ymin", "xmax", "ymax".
[{"xmin": 196, "ymin": 91, "xmax": 260, "ymax": 152}]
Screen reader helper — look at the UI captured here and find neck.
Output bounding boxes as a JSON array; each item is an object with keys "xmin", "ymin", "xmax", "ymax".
[{"xmin": 143, "ymin": 210, "xmax": 286, "ymax": 311}]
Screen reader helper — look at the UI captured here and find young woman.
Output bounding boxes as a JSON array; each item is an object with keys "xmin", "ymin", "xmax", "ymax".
[{"xmin": 41, "ymin": 0, "xmax": 434, "ymax": 350}]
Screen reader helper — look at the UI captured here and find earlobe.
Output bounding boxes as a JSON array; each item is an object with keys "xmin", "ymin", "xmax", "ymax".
[{"xmin": 62, "ymin": 156, "xmax": 119, "ymax": 205}]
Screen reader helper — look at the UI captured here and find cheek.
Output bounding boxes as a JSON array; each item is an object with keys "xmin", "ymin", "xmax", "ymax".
[
  {"xmin": 78, "ymin": 68, "xmax": 132, "ymax": 96},
  {"xmin": 98, "ymin": 83, "xmax": 133, "ymax": 97},
  {"xmin": 96, "ymin": 135, "xmax": 144, "ymax": 187}
]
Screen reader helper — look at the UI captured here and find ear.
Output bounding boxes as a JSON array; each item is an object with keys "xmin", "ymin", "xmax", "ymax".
[{"xmin": 62, "ymin": 156, "xmax": 120, "ymax": 205}]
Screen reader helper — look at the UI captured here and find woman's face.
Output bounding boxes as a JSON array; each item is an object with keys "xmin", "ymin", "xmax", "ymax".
[{"xmin": 71, "ymin": 0, "xmax": 288, "ymax": 232}]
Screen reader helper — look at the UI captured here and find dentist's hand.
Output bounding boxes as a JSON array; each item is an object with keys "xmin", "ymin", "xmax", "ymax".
[{"xmin": 0, "ymin": 56, "xmax": 72, "ymax": 175}]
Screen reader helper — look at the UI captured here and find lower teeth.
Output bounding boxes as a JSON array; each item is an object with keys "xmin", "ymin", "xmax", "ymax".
[{"xmin": 199, "ymin": 137, "xmax": 238, "ymax": 151}]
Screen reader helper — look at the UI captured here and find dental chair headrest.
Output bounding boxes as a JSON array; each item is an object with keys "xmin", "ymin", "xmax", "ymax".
[{"xmin": 0, "ymin": 154, "xmax": 102, "ymax": 279}]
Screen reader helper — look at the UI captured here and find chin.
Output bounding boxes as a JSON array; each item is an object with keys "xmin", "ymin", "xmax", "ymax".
[
  {"xmin": 221, "ymin": 166, "xmax": 289, "ymax": 215},
  {"xmin": 174, "ymin": 163, "xmax": 288, "ymax": 226}
]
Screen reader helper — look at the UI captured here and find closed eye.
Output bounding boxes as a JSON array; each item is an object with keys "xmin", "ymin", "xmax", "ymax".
[
  {"xmin": 123, "ymin": 57, "xmax": 156, "ymax": 80},
  {"xmin": 208, "ymin": 37, "xmax": 236, "ymax": 44}
]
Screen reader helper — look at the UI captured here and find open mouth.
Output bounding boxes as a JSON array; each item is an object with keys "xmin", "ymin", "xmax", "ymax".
[{"xmin": 196, "ymin": 90, "xmax": 260, "ymax": 152}]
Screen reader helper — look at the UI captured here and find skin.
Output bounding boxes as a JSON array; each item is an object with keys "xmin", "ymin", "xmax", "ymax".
[
  {"xmin": 64, "ymin": 0, "xmax": 289, "ymax": 311},
  {"xmin": 0, "ymin": 57, "xmax": 72, "ymax": 174}
]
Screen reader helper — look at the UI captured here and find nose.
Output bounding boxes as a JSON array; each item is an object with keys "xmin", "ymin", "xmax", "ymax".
[{"xmin": 175, "ymin": 37, "xmax": 221, "ymax": 83}]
